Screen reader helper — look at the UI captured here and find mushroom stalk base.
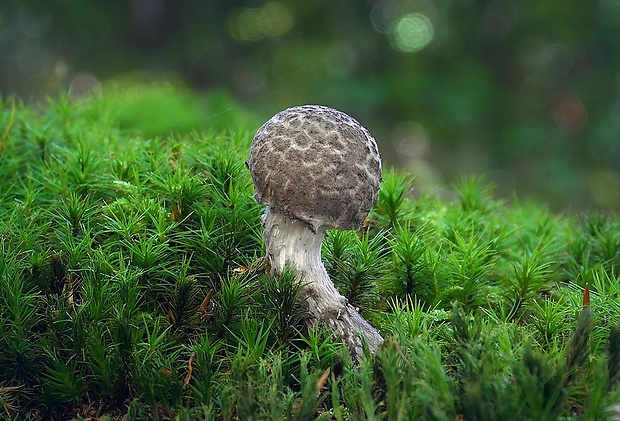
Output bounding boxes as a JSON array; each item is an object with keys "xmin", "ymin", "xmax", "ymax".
[{"xmin": 262, "ymin": 208, "xmax": 383, "ymax": 360}]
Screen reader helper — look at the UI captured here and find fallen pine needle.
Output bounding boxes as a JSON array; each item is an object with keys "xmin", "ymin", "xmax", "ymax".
[
  {"xmin": 184, "ymin": 352, "xmax": 197, "ymax": 385},
  {"xmin": 316, "ymin": 367, "xmax": 330, "ymax": 396}
]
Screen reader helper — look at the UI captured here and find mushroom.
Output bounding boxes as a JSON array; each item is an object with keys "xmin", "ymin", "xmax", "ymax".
[{"xmin": 247, "ymin": 105, "xmax": 383, "ymax": 359}]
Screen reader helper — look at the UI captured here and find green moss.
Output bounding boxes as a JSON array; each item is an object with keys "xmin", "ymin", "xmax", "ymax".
[{"xmin": 0, "ymin": 93, "xmax": 618, "ymax": 420}]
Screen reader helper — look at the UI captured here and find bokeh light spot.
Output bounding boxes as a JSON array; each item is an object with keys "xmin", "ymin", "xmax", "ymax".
[
  {"xmin": 391, "ymin": 13, "xmax": 434, "ymax": 53},
  {"xmin": 233, "ymin": 56, "xmax": 267, "ymax": 94},
  {"xmin": 371, "ymin": 1, "xmax": 402, "ymax": 34},
  {"xmin": 229, "ymin": 3, "xmax": 293, "ymax": 42},
  {"xmin": 262, "ymin": 2, "xmax": 294, "ymax": 37},
  {"xmin": 69, "ymin": 74, "xmax": 102, "ymax": 101},
  {"xmin": 236, "ymin": 8, "xmax": 266, "ymax": 41}
]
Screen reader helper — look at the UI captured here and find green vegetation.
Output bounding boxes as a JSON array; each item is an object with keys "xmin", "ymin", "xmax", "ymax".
[{"xmin": 0, "ymin": 91, "xmax": 619, "ymax": 420}]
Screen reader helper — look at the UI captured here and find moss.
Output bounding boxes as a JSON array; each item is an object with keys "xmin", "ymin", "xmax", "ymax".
[{"xmin": 0, "ymin": 92, "xmax": 618, "ymax": 420}]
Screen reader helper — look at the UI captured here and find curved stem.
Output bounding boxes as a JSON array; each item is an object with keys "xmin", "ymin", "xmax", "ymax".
[{"xmin": 262, "ymin": 207, "xmax": 383, "ymax": 360}]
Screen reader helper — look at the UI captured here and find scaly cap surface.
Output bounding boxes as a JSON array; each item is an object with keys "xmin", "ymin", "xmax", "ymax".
[{"xmin": 248, "ymin": 105, "xmax": 382, "ymax": 232}]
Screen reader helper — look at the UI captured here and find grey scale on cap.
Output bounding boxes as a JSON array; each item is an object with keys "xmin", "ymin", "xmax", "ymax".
[{"xmin": 248, "ymin": 105, "xmax": 382, "ymax": 233}]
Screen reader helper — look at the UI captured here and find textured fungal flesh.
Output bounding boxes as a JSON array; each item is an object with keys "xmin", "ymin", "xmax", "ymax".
[{"xmin": 248, "ymin": 105, "xmax": 382, "ymax": 232}]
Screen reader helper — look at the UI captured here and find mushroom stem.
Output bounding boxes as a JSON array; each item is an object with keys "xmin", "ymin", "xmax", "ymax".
[{"xmin": 263, "ymin": 207, "xmax": 383, "ymax": 360}]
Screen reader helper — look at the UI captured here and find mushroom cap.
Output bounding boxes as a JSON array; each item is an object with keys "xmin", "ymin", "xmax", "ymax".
[{"xmin": 248, "ymin": 105, "xmax": 382, "ymax": 232}]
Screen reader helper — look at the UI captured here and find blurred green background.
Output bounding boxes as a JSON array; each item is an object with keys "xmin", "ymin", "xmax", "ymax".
[{"xmin": 1, "ymin": 0, "xmax": 618, "ymax": 211}]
